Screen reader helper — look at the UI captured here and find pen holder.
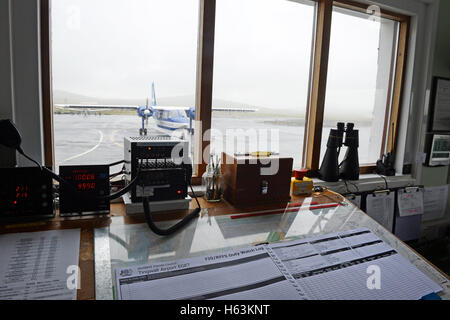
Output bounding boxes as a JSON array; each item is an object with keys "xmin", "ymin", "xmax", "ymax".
[{"xmin": 202, "ymin": 159, "xmax": 223, "ymax": 202}]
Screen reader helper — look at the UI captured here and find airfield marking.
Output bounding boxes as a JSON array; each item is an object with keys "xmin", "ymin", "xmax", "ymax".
[
  {"xmin": 61, "ymin": 129, "xmax": 104, "ymax": 163},
  {"xmin": 110, "ymin": 130, "xmax": 124, "ymax": 148}
]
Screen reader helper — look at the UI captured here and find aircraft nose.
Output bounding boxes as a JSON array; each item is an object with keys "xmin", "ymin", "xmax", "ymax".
[{"xmin": 144, "ymin": 109, "xmax": 150, "ymax": 115}]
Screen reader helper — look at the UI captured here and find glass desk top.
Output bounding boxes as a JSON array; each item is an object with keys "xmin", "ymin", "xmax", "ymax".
[{"xmin": 94, "ymin": 198, "xmax": 450, "ymax": 300}]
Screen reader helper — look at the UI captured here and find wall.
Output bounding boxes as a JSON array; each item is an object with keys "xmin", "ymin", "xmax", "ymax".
[
  {"xmin": 0, "ymin": 0, "xmax": 44, "ymax": 167},
  {"xmin": 0, "ymin": 0, "xmax": 16, "ymax": 167},
  {"xmin": 432, "ymin": 0, "xmax": 450, "ymax": 78},
  {"xmin": 419, "ymin": 0, "xmax": 450, "ymax": 237}
]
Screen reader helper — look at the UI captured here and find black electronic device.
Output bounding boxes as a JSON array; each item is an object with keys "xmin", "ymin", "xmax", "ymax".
[
  {"xmin": 375, "ymin": 153, "xmax": 395, "ymax": 176},
  {"xmin": 0, "ymin": 119, "xmax": 201, "ymax": 236},
  {"xmin": 0, "ymin": 167, "xmax": 55, "ymax": 221},
  {"xmin": 124, "ymin": 136, "xmax": 191, "ymax": 203},
  {"xmin": 375, "ymin": 123, "xmax": 396, "ymax": 176},
  {"xmin": 59, "ymin": 165, "xmax": 110, "ymax": 216},
  {"xmin": 425, "ymin": 134, "xmax": 450, "ymax": 167}
]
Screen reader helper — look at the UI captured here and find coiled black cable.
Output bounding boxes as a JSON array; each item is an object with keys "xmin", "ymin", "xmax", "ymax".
[{"xmin": 142, "ymin": 182, "xmax": 201, "ymax": 236}]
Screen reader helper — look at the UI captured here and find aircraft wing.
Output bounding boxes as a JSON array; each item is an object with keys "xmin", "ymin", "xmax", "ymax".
[
  {"xmin": 152, "ymin": 106, "xmax": 191, "ymax": 110},
  {"xmin": 152, "ymin": 106, "xmax": 258, "ymax": 112},
  {"xmin": 62, "ymin": 107, "xmax": 114, "ymax": 112},
  {"xmin": 54, "ymin": 104, "xmax": 139, "ymax": 110},
  {"xmin": 212, "ymin": 107, "xmax": 258, "ymax": 112}
]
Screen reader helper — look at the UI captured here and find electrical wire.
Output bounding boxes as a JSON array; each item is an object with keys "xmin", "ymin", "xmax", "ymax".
[
  {"xmin": 17, "ymin": 147, "xmax": 42, "ymax": 170},
  {"xmin": 343, "ymin": 179, "xmax": 359, "ymax": 193},
  {"xmin": 18, "ymin": 146, "xmax": 201, "ymax": 235},
  {"xmin": 18, "ymin": 148, "xmax": 137, "ymax": 202},
  {"xmin": 107, "ymin": 160, "xmax": 129, "ymax": 167},
  {"xmin": 377, "ymin": 174, "xmax": 389, "ymax": 190},
  {"xmin": 110, "ymin": 170, "xmax": 124, "ymax": 179},
  {"xmin": 142, "ymin": 180, "xmax": 201, "ymax": 236}
]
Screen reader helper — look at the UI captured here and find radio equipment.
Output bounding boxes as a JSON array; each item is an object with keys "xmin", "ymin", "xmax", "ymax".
[
  {"xmin": 59, "ymin": 164, "xmax": 110, "ymax": 216},
  {"xmin": 0, "ymin": 119, "xmax": 200, "ymax": 235},
  {"xmin": 124, "ymin": 136, "xmax": 192, "ymax": 203},
  {"xmin": 0, "ymin": 167, "xmax": 55, "ymax": 221}
]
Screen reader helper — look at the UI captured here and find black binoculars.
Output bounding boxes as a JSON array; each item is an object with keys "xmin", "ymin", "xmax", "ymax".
[{"xmin": 318, "ymin": 122, "xmax": 359, "ymax": 182}]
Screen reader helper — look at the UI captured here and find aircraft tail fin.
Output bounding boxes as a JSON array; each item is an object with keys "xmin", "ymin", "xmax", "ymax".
[{"xmin": 151, "ymin": 82, "xmax": 157, "ymax": 106}]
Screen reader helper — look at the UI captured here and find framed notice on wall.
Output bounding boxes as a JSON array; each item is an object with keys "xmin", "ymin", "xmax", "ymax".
[{"xmin": 429, "ymin": 77, "xmax": 450, "ymax": 132}]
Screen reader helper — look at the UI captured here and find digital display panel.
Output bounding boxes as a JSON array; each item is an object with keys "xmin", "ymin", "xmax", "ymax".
[
  {"xmin": 429, "ymin": 134, "xmax": 450, "ymax": 166},
  {"xmin": 59, "ymin": 165, "xmax": 110, "ymax": 216},
  {"xmin": 0, "ymin": 167, "xmax": 54, "ymax": 220}
]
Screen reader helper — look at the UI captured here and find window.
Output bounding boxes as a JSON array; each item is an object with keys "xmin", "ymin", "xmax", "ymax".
[
  {"xmin": 211, "ymin": 0, "xmax": 316, "ymax": 166},
  {"xmin": 50, "ymin": 0, "xmax": 199, "ymax": 172},
  {"xmin": 321, "ymin": 6, "xmax": 400, "ymax": 165},
  {"xmin": 42, "ymin": 0, "xmax": 409, "ymax": 180}
]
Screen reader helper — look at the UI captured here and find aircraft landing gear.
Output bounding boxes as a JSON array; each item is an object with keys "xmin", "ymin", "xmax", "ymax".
[{"xmin": 139, "ymin": 128, "xmax": 147, "ymax": 136}]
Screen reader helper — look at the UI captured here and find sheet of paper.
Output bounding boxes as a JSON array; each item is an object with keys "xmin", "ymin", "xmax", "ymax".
[
  {"xmin": 365, "ymin": 192, "xmax": 395, "ymax": 231},
  {"xmin": 115, "ymin": 228, "xmax": 443, "ymax": 300},
  {"xmin": 115, "ymin": 245, "xmax": 305, "ymax": 300},
  {"xmin": 397, "ymin": 188, "xmax": 424, "ymax": 217},
  {"xmin": 432, "ymin": 78, "xmax": 450, "ymax": 131},
  {"xmin": 0, "ymin": 229, "xmax": 80, "ymax": 300},
  {"xmin": 422, "ymin": 185, "xmax": 448, "ymax": 221},
  {"xmin": 269, "ymin": 228, "xmax": 442, "ymax": 300}
]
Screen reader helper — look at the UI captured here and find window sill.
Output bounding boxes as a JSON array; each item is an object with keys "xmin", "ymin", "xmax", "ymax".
[{"xmin": 311, "ymin": 174, "xmax": 416, "ymax": 194}]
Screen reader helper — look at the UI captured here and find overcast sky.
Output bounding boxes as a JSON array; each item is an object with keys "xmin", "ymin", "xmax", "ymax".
[{"xmin": 51, "ymin": 0, "xmax": 394, "ymax": 118}]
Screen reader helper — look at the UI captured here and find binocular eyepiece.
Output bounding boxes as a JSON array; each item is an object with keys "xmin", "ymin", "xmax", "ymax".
[{"xmin": 318, "ymin": 122, "xmax": 359, "ymax": 182}]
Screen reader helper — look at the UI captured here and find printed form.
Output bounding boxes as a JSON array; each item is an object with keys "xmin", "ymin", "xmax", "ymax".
[
  {"xmin": 365, "ymin": 192, "xmax": 395, "ymax": 231},
  {"xmin": 422, "ymin": 185, "xmax": 448, "ymax": 221},
  {"xmin": 269, "ymin": 228, "xmax": 442, "ymax": 300},
  {"xmin": 0, "ymin": 229, "xmax": 80, "ymax": 300},
  {"xmin": 116, "ymin": 245, "xmax": 304, "ymax": 300},
  {"xmin": 115, "ymin": 228, "xmax": 442, "ymax": 300},
  {"xmin": 397, "ymin": 189, "xmax": 424, "ymax": 217}
]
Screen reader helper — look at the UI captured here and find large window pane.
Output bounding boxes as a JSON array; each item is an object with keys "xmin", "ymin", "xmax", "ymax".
[
  {"xmin": 51, "ymin": 0, "xmax": 199, "ymax": 172},
  {"xmin": 211, "ymin": 0, "xmax": 316, "ymax": 165},
  {"xmin": 321, "ymin": 7, "xmax": 399, "ymax": 165}
]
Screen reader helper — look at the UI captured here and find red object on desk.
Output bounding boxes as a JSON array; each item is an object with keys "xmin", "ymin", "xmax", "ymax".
[{"xmin": 230, "ymin": 202, "xmax": 340, "ymax": 219}]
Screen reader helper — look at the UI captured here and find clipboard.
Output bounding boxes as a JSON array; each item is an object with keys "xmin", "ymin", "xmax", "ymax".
[
  {"xmin": 394, "ymin": 186, "xmax": 424, "ymax": 242},
  {"xmin": 397, "ymin": 186, "xmax": 424, "ymax": 217},
  {"xmin": 365, "ymin": 189, "xmax": 395, "ymax": 232}
]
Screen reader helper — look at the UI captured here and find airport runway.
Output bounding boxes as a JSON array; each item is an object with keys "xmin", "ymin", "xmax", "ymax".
[{"xmin": 54, "ymin": 114, "xmax": 372, "ymax": 172}]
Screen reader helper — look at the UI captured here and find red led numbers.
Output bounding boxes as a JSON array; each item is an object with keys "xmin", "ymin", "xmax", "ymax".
[
  {"xmin": 77, "ymin": 182, "xmax": 96, "ymax": 190},
  {"xmin": 15, "ymin": 185, "xmax": 29, "ymax": 199},
  {"xmin": 74, "ymin": 173, "xmax": 95, "ymax": 181}
]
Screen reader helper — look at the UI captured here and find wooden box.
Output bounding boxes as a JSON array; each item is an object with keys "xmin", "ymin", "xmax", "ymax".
[{"xmin": 222, "ymin": 152, "xmax": 293, "ymax": 206}]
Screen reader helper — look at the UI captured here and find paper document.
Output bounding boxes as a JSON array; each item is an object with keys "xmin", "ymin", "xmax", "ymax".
[
  {"xmin": 365, "ymin": 192, "xmax": 395, "ymax": 231},
  {"xmin": 397, "ymin": 188, "xmax": 424, "ymax": 217},
  {"xmin": 115, "ymin": 228, "xmax": 442, "ymax": 300},
  {"xmin": 432, "ymin": 78, "xmax": 450, "ymax": 131},
  {"xmin": 0, "ymin": 229, "xmax": 80, "ymax": 300},
  {"xmin": 116, "ymin": 246, "xmax": 304, "ymax": 300},
  {"xmin": 269, "ymin": 228, "xmax": 442, "ymax": 300},
  {"xmin": 422, "ymin": 185, "xmax": 448, "ymax": 221}
]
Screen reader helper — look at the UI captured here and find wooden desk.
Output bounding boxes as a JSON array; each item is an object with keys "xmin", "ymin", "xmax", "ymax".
[{"xmin": 0, "ymin": 191, "xmax": 448, "ymax": 300}]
